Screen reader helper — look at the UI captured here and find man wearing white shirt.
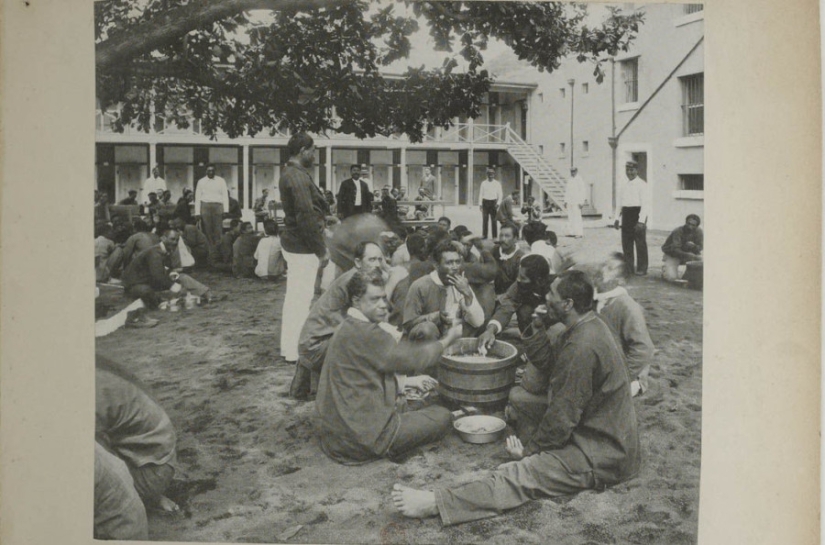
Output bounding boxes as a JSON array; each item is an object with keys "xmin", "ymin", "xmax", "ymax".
[
  {"xmin": 194, "ymin": 164, "xmax": 229, "ymax": 248},
  {"xmin": 564, "ymin": 167, "xmax": 586, "ymax": 238},
  {"xmin": 478, "ymin": 166, "xmax": 503, "ymax": 239},
  {"xmin": 141, "ymin": 167, "xmax": 167, "ymax": 205},
  {"xmin": 613, "ymin": 161, "xmax": 651, "ymax": 276}
]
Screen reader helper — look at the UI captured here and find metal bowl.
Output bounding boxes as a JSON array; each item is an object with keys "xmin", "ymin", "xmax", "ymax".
[{"xmin": 453, "ymin": 415, "xmax": 507, "ymax": 444}]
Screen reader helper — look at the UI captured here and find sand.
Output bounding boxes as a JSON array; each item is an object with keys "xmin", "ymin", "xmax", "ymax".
[{"xmin": 95, "ymin": 225, "xmax": 701, "ymax": 544}]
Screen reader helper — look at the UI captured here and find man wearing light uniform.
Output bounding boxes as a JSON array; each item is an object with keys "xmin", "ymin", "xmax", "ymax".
[
  {"xmin": 194, "ymin": 164, "xmax": 229, "ymax": 249},
  {"xmin": 613, "ymin": 160, "xmax": 652, "ymax": 275},
  {"xmin": 478, "ymin": 166, "xmax": 503, "ymax": 239},
  {"xmin": 141, "ymin": 166, "xmax": 167, "ymax": 206}
]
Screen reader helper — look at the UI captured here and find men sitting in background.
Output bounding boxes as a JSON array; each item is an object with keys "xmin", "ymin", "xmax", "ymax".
[
  {"xmin": 316, "ymin": 270, "xmax": 462, "ymax": 464},
  {"xmin": 593, "ymin": 252, "xmax": 655, "ymax": 397},
  {"xmin": 413, "ymin": 188, "xmax": 432, "ymax": 220},
  {"xmin": 121, "ymin": 219, "xmax": 160, "ymax": 268},
  {"xmin": 232, "ymin": 221, "xmax": 260, "ymax": 278},
  {"xmin": 289, "ymin": 241, "xmax": 393, "ymax": 400},
  {"xmin": 118, "ymin": 190, "xmax": 139, "ymax": 206},
  {"xmin": 521, "ymin": 195, "xmax": 542, "ymax": 223},
  {"xmin": 380, "ymin": 185, "xmax": 399, "ymax": 226},
  {"xmin": 95, "ymin": 193, "xmax": 111, "ymax": 223},
  {"xmin": 492, "ymin": 224, "xmax": 526, "ymax": 295},
  {"xmin": 121, "ymin": 229, "xmax": 216, "ymax": 309},
  {"xmin": 662, "ymin": 214, "xmax": 703, "ymax": 282},
  {"xmin": 254, "ymin": 219, "xmax": 285, "ymax": 280},
  {"xmin": 210, "ymin": 219, "xmax": 241, "ymax": 272},
  {"xmin": 393, "ymin": 270, "xmax": 640, "ymax": 525},
  {"xmin": 95, "ymin": 223, "xmax": 124, "ymax": 282},
  {"xmin": 402, "ymin": 240, "xmax": 484, "ymax": 341},
  {"xmin": 437, "ymin": 216, "xmax": 452, "ymax": 232},
  {"xmin": 170, "ymin": 217, "xmax": 208, "ymax": 269}
]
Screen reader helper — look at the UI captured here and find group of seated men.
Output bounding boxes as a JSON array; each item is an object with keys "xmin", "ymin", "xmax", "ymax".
[
  {"xmin": 95, "ymin": 191, "xmax": 287, "ymax": 326},
  {"xmin": 281, "ymin": 209, "xmax": 655, "ymax": 524}
]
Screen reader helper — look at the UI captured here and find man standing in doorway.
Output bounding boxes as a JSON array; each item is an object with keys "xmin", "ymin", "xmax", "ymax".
[
  {"xmin": 194, "ymin": 164, "xmax": 229, "ymax": 249},
  {"xmin": 565, "ymin": 167, "xmax": 586, "ymax": 238},
  {"xmin": 141, "ymin": 166, "xmax": 167, "ymax": 206},
  {"xmin": 478, "ymin": 166, "xmax": 503, "ymax": 239},
  {"xmin": 337, "ymin": 164, "xmax": 373, "ymax": 219},
  {"xmin": 613, "ymin": 160, "xmax": 651, "ymax": 276}
]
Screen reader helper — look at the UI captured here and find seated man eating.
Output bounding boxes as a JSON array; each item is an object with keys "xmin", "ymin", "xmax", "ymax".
[
  {"xmin": 393, "ymin": 270, "xmax": 640, "ymax": 525},
  {"xmin": 316, "ymin": 270, "xmax": 462, "ymax": 465}
]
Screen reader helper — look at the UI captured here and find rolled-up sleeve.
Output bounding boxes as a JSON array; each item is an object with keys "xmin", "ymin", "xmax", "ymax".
[{"xmin": 461, "ymin": 289, "xmax": 485, "ymax": 328}]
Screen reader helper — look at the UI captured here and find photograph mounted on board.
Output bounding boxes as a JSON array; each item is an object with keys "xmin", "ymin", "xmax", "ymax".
[{"xmin": 93, "ymin": 1, "xmax": 704, "ymax": 542}]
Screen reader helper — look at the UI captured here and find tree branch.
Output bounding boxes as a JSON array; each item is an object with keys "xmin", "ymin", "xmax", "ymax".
[{"xmin": 96, "ymin": 0, "xmax": 348, "ymax": 72}]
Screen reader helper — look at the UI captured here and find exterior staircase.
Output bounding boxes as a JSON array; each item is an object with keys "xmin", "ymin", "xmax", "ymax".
[{"xmin": 503, "ymin": 125, "xmax": 600, "ymax": 217}]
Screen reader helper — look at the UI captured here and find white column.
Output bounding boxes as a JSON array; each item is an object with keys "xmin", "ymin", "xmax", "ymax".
[
  {"xmin": 454, "ymin": 166, "xmax": 460, "ymax": 206},
  {"xmin": 400, "ymin": 146, "xmax": 407, "ymax": 191},
  {"xmin": 149, "ymin": 143, "xmax": 157, "ymax": 169},
  {"xmin": 467, "ymin": 147, "xmax": 474, "ymax": 207},
  {"xmin": 242, "ymin": 144, "xmax": 250, "ymax": 208},
  {"xmin": 325, "ymin": 145, "xmax": 333, "ymax": 192}
]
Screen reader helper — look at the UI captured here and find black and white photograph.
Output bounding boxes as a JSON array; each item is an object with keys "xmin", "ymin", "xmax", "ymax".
[
  {"xmin": 90, "ymin": 2, "xmax": 707, "ymax": 542},
  {"xmin": 2, "ymin": 0, "xmax": 820, "ymax": 543}
]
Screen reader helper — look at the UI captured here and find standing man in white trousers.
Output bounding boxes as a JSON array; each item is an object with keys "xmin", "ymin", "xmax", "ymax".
[
  {"xmin": 564, "ymin": 167, "xmax": 586, "ymax": 238},
  {"xmin": 278, "ymin": 133, "xmax": 330, "ymax": 363}
]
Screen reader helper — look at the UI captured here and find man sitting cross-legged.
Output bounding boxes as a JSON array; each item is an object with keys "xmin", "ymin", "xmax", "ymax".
[
  {"xmin": 316, "ymin": 270, "xmax": 463, "ymax": 464},
  {"xmin": 393, "ymin": 270, "xmax": 640, "ymax": 526}
]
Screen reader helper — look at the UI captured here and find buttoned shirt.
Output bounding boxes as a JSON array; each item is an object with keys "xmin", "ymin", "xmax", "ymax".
[
  {"xmin": 194, "ymin": 175, "xmax": 229, "ymax": 215},
  {"xmin": 615, "ymin": 176, "xmax": 651, "ymax": 224},
  {"xmin": 478, "ymin": 179, "xmax": 503, "ymax": 204}
]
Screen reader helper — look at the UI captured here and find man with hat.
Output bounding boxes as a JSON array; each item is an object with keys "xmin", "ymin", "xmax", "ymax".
[
  {"xmin": 613, "ymin": 160, "xmax": 651, "ymax": 276},
  {"xmin": 564, "ymin": 167, "xmax": 586, "ymax": 238}
]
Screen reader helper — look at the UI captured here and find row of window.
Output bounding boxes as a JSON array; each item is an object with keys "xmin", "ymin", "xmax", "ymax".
[
  {"xmin": 620, "ymin": 57, "xmax": 704, "ymax": 137},
  {"xmin": 558, "ymin": 82, "xmax": 589, "ymax": 99}
]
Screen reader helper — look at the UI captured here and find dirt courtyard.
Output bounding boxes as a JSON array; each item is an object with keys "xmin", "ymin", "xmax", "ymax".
[{"xmin": 96, "ymin": 223, "xmax": 702, "ymax": 544}]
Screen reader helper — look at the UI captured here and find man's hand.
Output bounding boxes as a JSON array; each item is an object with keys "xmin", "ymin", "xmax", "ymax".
[
  {"xmin": 447, "ymin": 273, "xmax": 473, "ymax": 299},
  {"xmin": 531, "ymin": 305, "xmax": 549, "ymax": 331},
  {"xmin": 613, "ymin": 219, "xmax": 620, "ymax": 230},
  {"xmin": 505, "ymin": 435, "xmax": 525, "ymax": 460},
  {"xmin": 477, "ymin": 325, "xmax": 496, "ymax": 353},
  {"xmin": 441, "ymin": 322, "xmax": 464, "ymax": 346},
  {"xmin": 407, "ymin": 375, "xmax": 438, "ymax": 392},
  {"xmin": 439, "ymin": 310, "xmax": 456, "ymax": 327}
]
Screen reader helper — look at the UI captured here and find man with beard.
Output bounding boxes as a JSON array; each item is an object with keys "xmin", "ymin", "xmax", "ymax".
[
  {"xmin": 289, "ymin": 241, "xmax": 398, "ymax": 400},
  {"xmin": 402, "ymin": 240, "xmax": 484, "ymax": 341},
  {"xmin": 337, "ymin": 164, "xmax": 373, "ymax": 219},
  {"xmin": 492, "ymin": 224, "xmax": 526, "ymax": 295},
  {"xmin": 316, "ymin": 270, "xmax": 462, "ymax": 464},
  {"xmin": 392, "ymin": 270, "xmax": 640, "ymax": 525}
]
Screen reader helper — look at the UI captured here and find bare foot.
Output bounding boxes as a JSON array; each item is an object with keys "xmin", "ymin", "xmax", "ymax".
[
  {"xmin": 157, "ymin": 495, "xmax": 180, "ymax": 512},
  {"xmin": 391, "ymin": 483, "xmax": 438, "ymax": 519}
]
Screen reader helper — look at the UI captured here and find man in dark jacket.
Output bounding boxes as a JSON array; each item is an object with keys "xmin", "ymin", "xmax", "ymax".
[
  {"xmin": 336, "ymin": 164, "xmax": 373, "ymax": 219},
  {"xmin": 662, "ymin": 214, "xmax": 703, "ymax": 282},
  {"xmin": 121, "ymin": 229, "xmax": 212, "ymax": 308},
  {"xmin": 393, "ymin": 270, "xmax": 640, "ymax": 525}
]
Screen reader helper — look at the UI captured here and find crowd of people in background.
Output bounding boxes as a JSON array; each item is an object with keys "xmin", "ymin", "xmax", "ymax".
[{"xmin": 95, "ymin": 131, "xmax": 703, "ymax": 537}]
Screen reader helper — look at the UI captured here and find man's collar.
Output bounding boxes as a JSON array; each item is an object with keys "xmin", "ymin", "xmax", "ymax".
[
  {"xmin": 498, "ymin": 247, "xmax": 519, "ymax": 260},
  {"xmin": 594, "ymin": 286, "xmax": 627, "ymax": 302},
  {"xmin": 429, "ymin": 270, "xmax": 445, "ymax": 286},
  {"xmin": 287, "ymin": 160, "xmax": 310, "ymax": 174},
  {"xmin": 159, "ymin": 242, "xmax": 168, "ymax": 254},
  {"xmin": 347, "ymin": 307, "xmax": 370, "ymax": 323}
]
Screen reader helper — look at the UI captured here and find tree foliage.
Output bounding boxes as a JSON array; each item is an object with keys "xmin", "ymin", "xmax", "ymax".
[{"xmin": 96, "ymin": 0, "xmax": 643, "ymax": 142}]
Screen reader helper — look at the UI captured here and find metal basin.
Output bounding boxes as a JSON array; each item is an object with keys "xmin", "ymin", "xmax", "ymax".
[{"xmin": 453, "ymin": 415, "xmax": 507, "ymax": 444}]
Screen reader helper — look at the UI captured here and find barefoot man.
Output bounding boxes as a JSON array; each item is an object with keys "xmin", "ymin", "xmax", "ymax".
[{"xmin": 393, "ymin": 270, "xmax": 640, "ymax": 525}]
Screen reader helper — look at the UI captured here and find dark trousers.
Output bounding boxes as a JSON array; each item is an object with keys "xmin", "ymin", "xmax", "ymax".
[
  {"xmin": 481, "ymin": 199, "xmax": 498, "ymax": 239},
  {"xmin": 386, "ymin": 404, "xmax": 452, "ymax": 460},
  {"xmin": 620, "ymin": 207, "xmax": 648, "ymax": 274}
]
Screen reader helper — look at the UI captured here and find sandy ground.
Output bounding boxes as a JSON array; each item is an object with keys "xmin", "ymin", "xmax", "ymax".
[{"xmin": 96, "ymin": 222, "xmax": 702, "ymax": 544}]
